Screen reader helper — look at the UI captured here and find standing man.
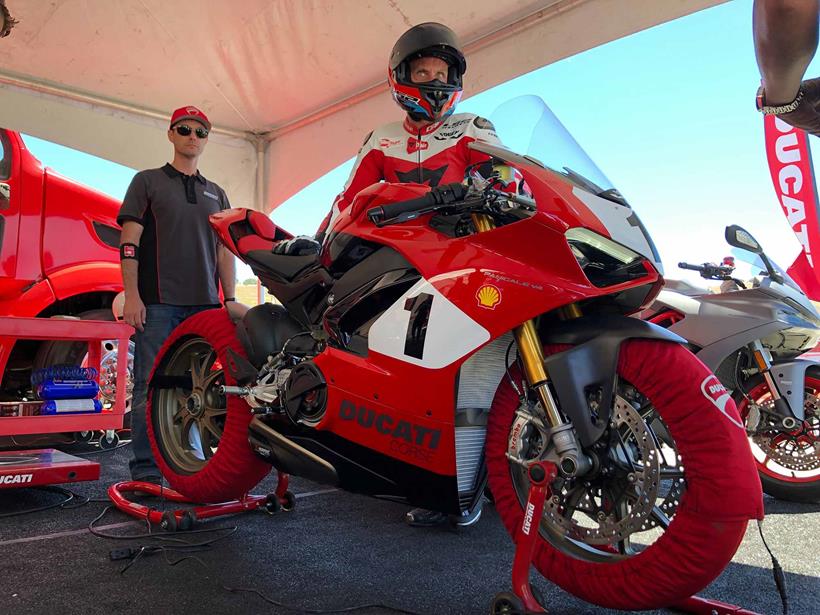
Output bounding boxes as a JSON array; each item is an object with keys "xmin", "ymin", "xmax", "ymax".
[
  {"xmin": 118, "ymin": 106, "xmax": 236, "ymax": 483},
  {"xmin": 754, "ymin": 0, "xmax": 820, "ymax": 135}
]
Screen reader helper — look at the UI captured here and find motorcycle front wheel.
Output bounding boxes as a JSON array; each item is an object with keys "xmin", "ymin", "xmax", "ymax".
[
  {"xmin": 735, "ymin": 372, "xmax": 820, "ymax": 502},
  {"xmin": 146, "ymin": 308, "xmax": 270, "ymax": 502},
  {"xmin": 486, "ymin": 339, "xmax": 761, "ymax": 611}
]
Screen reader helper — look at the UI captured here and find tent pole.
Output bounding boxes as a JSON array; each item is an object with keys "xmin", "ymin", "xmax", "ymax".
[{"xmin": 256, "ymin": 136, "xmax": 267, "ymax": 306}]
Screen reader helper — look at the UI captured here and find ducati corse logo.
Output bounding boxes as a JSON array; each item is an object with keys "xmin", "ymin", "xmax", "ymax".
[
  {"xmin": 339, "ymin": 400, "xmax": 441, "ymax": 462},
  {"xmin": 700, "ymin": 375, "xmax": 744, "ymax": 430}
]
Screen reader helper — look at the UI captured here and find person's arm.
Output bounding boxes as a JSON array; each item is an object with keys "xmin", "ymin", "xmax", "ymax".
[
  {"xmin": 217, "ymin": 245, "xmax": 236, "ymax": 303},
  {"xmin": 218, "ymin": 245, "xmax": 248, "ymax": 320},
  {"xmin": 118, "ymin": 173, "xmax": 150, "ymax": 331},
  {"xmin": 120, "ymin": 221, "xmax": 145, "ymax": 331},
  {"xmin": 316, "ymin": 131, "xmax": 383, "ymax": 241},
  {"xmin": 754, "ymin": 0, "xmax": 819, "ymax": 104},
  {"xmin": 462, "ymin": 116, "xmax": 529, "ymax": 195},
  {"xmin": 462, "ymin": 116, "xmax": 507, "ymax": 180}
]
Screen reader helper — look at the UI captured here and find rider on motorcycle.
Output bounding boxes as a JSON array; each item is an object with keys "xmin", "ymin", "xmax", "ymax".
[
  {"xmin": 312, "ymin": 22, "xmax": 505, "ymax": 243},
  {"xmin": 277, "ymin": 22, "xmax": 507, "ymax": 253},
  {"xmin": 277, "ymin": 22, "xmax": 504, "ymax": 527},
  {"xmin": 719, "ymin": 256, "xmax": 739, "ymax": 293}
]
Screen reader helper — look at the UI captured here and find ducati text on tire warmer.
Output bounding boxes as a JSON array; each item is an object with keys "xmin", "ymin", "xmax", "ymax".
[
  {"xmin": 145, "ymin": 97, "xmax": 763, "ymax": 611},
  {"xmin": 643, "ymin": 225, "xmax": 820, "ymax": 503}
]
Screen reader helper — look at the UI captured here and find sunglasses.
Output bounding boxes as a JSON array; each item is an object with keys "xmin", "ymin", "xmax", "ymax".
[{"xmin": 174, "ymin": 124, "xmax": 209, "ymax": 139}]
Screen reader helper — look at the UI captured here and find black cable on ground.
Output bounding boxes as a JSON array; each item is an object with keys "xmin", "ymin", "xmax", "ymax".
[
  {"xmin": 165, "ymin": 550, "xmax": 422, "ymax": 615},
  {"xmin": 90, "ymin": 505, "xmax": 421, "ymax": 615},
  {"xmin": 70, "ymin": 441, "xmax": 131, "ymax": 456},
  {"xmin": 222, "ymin": 581, "xmax": 422, "ymax": 615},
  {"xmin": 757, "ymin": 519, "xmax": 789, "ymax": 615},
  {"xmin": 0, "ymin": 485, "xmax": 89, "ymax": 518},
  {"xmin": 88, "ymin": 505, "xmax": 237, "ymax": 544}
]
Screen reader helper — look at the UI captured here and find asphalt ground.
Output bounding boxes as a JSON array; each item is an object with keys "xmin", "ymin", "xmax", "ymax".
[{"xmin": 0, "ymin": 438, "xmax": 817, "ymax": 615}]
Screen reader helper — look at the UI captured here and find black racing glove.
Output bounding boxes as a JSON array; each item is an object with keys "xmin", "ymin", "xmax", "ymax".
[{"xmin": 272, "ymin": 236, "xmax": 321, "ymax": 256}]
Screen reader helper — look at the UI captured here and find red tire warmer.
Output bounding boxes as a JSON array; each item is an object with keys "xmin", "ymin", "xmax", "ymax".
[
  {"xmin": 146, "ymin": 308, "xmax": 271, "ymax": 503},
  {"xmin": 487, "ymin": 339, "xmax": 764, "ymax": 611}
]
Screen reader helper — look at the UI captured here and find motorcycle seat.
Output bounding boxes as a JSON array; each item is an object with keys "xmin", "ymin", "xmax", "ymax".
[
  {"xmin": 233, "ymin": 209, "xmax": 293, "ymax": 257},
  {"xmin": 247, "ymin": 210, "xmax": 278, "ymax": 240}
]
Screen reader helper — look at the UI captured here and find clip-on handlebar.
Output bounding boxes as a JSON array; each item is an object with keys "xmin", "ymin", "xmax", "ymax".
[
  {"xmin": 367, "ymin": 183, "xmax": 468, "ymax": 226},
  {"xmin": 678, "ymin": 262, "xmax": 747, "ymax": 290},
  {"xmin": 366, "ymin": 181, "xmax": 536, "ymax": 228},
  {"xmin": 679, "ymin": 261, "xmax": 735, "ymax": 280}
]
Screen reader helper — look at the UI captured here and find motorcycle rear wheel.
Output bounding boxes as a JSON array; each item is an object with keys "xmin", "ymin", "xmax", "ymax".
[
  {"xmin": 486, "ymin": 339, "xmax": 758, "ymax": 610},
  {"xmin": 147, "ymin": 308, "xmax": 270, "ymax": 502},
  {"xmin": 735, "ymin": 372, "xmax": 820, "ymax": 502}
]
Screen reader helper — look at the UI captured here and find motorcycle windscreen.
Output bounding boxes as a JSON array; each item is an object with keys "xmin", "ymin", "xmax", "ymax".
[
  {"xmin": 729, "ymin": 245, "xmax": 801, "ymax": 288},
  {"xmin": 485, "ymin": 95, "xmax": 663, "ymax": 274}
]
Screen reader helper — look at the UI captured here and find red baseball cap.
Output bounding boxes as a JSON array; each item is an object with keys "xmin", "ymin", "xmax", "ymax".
[{"xmin": 170, "ymin": 106, "xmax": 211, "ymax": 131}]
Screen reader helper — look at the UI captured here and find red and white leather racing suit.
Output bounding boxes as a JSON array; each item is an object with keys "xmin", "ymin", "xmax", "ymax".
[{"xmin": 317, "ymin": 113, "xmax": 501, "ymax": 237}]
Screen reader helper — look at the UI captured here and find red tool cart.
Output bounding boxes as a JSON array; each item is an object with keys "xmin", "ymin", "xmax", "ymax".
[{"xmin": 0, "ymin": 316, "xmax": 132, "ymax": 488}]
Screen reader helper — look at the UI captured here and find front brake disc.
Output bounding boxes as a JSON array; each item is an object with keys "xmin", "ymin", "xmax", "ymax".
[{"xmin": 542, "ymin": 396, "xmax": 661, "ymax": 545}]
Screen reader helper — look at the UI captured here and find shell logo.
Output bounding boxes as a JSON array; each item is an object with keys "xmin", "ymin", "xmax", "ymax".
[{"xmin": 476, "ymin": 284, "xmax": 502, "ymax": 309}]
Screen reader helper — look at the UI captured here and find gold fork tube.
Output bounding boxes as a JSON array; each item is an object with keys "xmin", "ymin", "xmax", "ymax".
[
  {"xmin": 514, "ymin": 321, "xmax": 564, "ymax": 428},
  {"xmin": 471, "ymin": 211, "xmax": 565, "ymax": 428},
  {"xmin": 471, "ymin": 213, "xmax": 495, "ymax": 233},
  {"xmin": 560, "ymin": 303, "xmax": 583, "ymax": 320}
]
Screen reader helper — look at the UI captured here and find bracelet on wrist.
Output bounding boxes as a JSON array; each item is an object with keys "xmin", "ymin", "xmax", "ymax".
[
  {"xmin": 757, "ymin": 85, "xmax": 805, "ymax": 115},
  {"xmin": 223, "ymin": 297, "xmax": 236, "ymax": 306}
]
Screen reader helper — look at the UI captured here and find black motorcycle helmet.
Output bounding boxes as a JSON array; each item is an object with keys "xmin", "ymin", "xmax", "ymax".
[{"xmin": 388, "ymin": 22, "xmax": 467, "ymax": 122}]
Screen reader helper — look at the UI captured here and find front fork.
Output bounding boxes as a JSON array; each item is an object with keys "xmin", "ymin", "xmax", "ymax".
[
  {"xmin": 472, "ymin": 213, "xmax": 588, "ymax": 476},
  {"xmin": 746, "ymin": 340, "xmax": 801, "ymax": 429},
  {"xmin": 512, "ymin": 320, "xmax": 589, "ymax": 475}
]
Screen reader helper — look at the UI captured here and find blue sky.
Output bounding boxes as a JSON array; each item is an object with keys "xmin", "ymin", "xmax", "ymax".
[{"xmin": 21, "ymin": 0, "xmax": 815, "ymax": 286}]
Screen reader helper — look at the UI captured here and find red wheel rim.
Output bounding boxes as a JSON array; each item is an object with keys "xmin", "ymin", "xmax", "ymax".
[{"xmin": 737, "ymin": 377, "xmax": 820, "ymax": 483}]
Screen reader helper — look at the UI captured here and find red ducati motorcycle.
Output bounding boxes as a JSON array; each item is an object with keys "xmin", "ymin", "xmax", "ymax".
[{"xmin": 146, "ymin": 97, "xmax": 762, "ymax": 612}]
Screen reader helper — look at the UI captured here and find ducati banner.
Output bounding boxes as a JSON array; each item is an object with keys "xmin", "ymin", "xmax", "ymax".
[{"xmin": 763, "ymin": 114, "xmax": 820, "ymax": 300}]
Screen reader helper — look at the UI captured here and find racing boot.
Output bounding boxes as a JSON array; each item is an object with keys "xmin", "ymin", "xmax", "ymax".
[{"xmin": 405, "ymin": 497, "xmax": 483, "ymax": 528}]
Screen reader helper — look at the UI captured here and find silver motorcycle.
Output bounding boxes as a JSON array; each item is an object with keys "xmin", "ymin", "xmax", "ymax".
[{"xmin": 642, "ymin": 225, "xmax": 820, "ymax": 502}]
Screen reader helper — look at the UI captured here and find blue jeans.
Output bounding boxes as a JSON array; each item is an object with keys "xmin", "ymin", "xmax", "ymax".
[{"xmin": 129, "ymin": 304, "xmax": 215, "ymax": 479}]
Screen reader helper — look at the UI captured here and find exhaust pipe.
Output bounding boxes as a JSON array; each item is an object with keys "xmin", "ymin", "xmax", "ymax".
[{"xmin": 248, "ymin": 417, "xmax": 338, "ymax": 486}]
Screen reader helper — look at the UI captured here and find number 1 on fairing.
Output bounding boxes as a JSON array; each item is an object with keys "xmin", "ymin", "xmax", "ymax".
[{"xmin": 403, "ymin": 292, "xmax": 433, "ymax": 359}]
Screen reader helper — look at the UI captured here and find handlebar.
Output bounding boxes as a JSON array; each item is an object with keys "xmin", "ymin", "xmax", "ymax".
[
  {"xmin": 678, "ymin": 261, "xmax": 736, "ymax": 281},
  {"xmin": 367, "ymin": 183, "xmax": 467, "ymax": 225},
  {"xmin": 368, "ymin": 193, "xmax": 437, "ymax": 224}
]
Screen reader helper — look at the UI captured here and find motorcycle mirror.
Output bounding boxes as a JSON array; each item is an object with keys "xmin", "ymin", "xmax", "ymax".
[{"xmin": 725, "ymin": 225, "xmax": 762, "ymax": 254}]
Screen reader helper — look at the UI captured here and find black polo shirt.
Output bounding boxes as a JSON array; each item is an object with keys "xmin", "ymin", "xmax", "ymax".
[{"xmin": 117, "ymin": 163, "xmax": 231, "ymax": 306}]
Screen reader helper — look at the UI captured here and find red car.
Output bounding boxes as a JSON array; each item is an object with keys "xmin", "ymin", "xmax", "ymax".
[{"xmin": 0, "ymin": 128, "xmax": 130, "ymax": 421}]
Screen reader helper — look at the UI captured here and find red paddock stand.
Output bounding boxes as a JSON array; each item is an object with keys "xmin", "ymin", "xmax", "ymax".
[
  {"xmin": 107, "ymin": 471, "xmax": 293, "ymax": 532},
  {"xmin": 491, "ymin": 460, "xmax": 763, "ymax": 615}
]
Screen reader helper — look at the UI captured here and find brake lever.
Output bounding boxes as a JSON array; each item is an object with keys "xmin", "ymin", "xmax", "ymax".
[{"xmin": 486, "ymin": 188, "xmax": 536, "ymax": 211}]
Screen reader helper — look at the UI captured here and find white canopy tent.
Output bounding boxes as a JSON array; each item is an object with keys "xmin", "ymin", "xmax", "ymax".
[{"xmin": 0, "ymin": 0, "xmax": 725, "ymax": 212}]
